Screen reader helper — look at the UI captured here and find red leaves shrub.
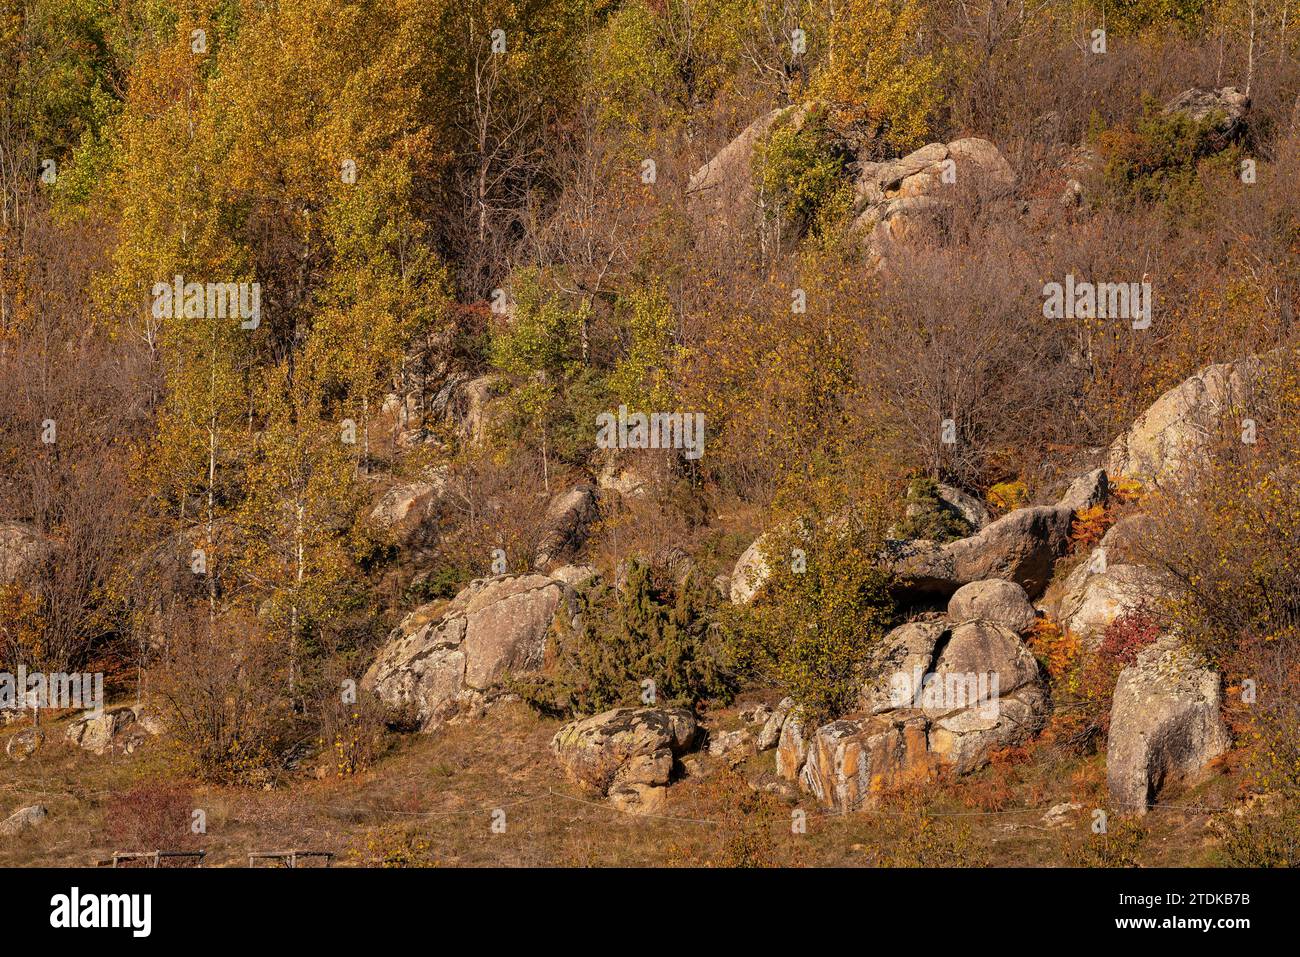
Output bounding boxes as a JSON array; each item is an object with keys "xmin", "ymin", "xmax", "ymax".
[
  {"xmin": 105, "ymin": 783, "xmax": 199, "ymax": 853},
  {"xmin": 1097, "ymin": 611, "xmax": 1162, "ymax": 667},
  {"xmin": 1043, "ymin": 613, "xmax": 1163, "ymax": 754}
]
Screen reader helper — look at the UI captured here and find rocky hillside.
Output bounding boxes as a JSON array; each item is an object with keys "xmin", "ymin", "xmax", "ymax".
[{"xmin": 2, "ymin": 1, "xmax": 1299, "ymax": 868}]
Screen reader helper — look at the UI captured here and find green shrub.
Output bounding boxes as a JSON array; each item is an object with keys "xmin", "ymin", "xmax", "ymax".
[
  {"xmin": 755, "ymin": 108, "xmax": 851, "ymax": 238},
  {"xmin": 1098, "ymin": 100, "xmax": 1243, "ymax": 209},
  {"xmin": 726, "ymin": 488, "xmax": 897, "ymax": 726},
  {"xmin": 895, "ymin": 477, "xmax": 972, "ymax": 543},
  {"xmin": 489, "ymin": 271, "xmax": 623, "ymax": 469},
  {"xmin": 514, "ymin": 560, "xmax": 736, "ymax": 717},
  {"xmin": 404, "ymin": 562, "xmax": 472, "ymax": 604}
]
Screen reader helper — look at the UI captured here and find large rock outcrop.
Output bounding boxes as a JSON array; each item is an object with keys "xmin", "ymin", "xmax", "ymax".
[
  {"xmin": 891, "ymin": 504, "xmax": 1074, "ymax": 600},
  {"xmin": 533, "ymin": 485, "xmax": 600, "ymax": 571},
  {"xmin": 66, "ymin": 705, "xmax": 159, "ymax": 756},
  {"xmin": 363, "ymin": 574, "xmax": 565, "ymax": 729},
  {"xmin": 731, "ymin": 469, "xmax": 1108, "ymax": 606},
  {"xmin": 728, "ymin": 533, "xmax": 771, "ymax": 605},
  {"xmin": 894, "ymin": 469, "xmax": 1108, "ymax": 601},
  {"xmin": 1105, "ymin": 354, "xmax": 1267, "ymax": 487},
  {"xmin": 382, "ymin": 372, "xmax": 500, "ymax": 450},
  {"xmin": 1106, "ymin": 637, "xmax": 1230, "ymax": 814},
  {"xmin": 784, "ymin": 618, "xmax": 1049, "ymax": 811},
  {"xmin": 552, "ymin": 707, "xmax": 697, "ymax": 812},
  {"xmin": 853, "ymin": 137, "xmax": 1015, "ymax": 259},
  {"xmin": 688, "ymin": 104, "xmax": 808, "ymax": 226}
]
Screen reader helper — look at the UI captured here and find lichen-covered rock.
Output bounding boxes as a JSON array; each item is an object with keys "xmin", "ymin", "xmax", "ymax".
[
  {"xmin": 707, "ymin": 728, "xmax": 753, "ymax": 759},
  {"xmin": 533, "ymin": 485, "xmax": 600, "ymax": 571},
  {"xmin": 928, "ymin": 682, "xmax": 1048, "ymax": 773},
  {"xmin": 1097, "ymin": 513, "xmax": 1157, "ymax": 563},
  {"xmin": 1058, "ymin": 469, "xmax": 1110, "ymax": 513},
  {"xmin": 756, "ymin": 697, "xmax": 793, "ymax": 751},
  {"xmin": 775, "ymin": 708, "xmax": 808, "ymax": 781},
  {"xmin": 1106, "ymin": 637, "xmax": 1230, "ymax": 814},
  {"xmin": 65, "ymin": 705, "xmax": 155, "ymax": 755},
  {"xmin": 800, "ymin": 711, "xmax": 936, "ymax": 812},
  {"xmin": 947, "ymin": 580, "xmax": 1037, "ymax": 633},
  {"xmin": 892, "ymin": 504, "xmax": 1074, "ymax": 600},
  {"xmin": 1054, "ymin": 559, "xmax": 1166, "ymax": 647},
  {"xmin": 860, "ymin": 621, "xmax": 948, "ymax": 714},
  {"xmin": 5, "ymin": 727, "xmax": 43, "ymax": 762},
  {"xmin": 549, "ymin": 564, "xmax": 597, "ymax": 588},
  {"xmin": 362, "ymin": 574, "xmax": 565, "ymax": 729},
  {"xmin": 0, "ymin": 804, "xmax": 46, "ymax": 836},
  {"xmin": 729, "ymin": 533, "xmax": 770, "ymax": 605},
  {"xmin": 369, "ymin": 471, "xmax": 446, "ymax": 535},
  {"xmin": 552, "ymin": 707, "xmax": 697, "ymax": 811},
  {"xmin": 935, "ymin": 483, "xmax": 992, "ymax": 531},
  {"xmin": 1163, "ymin": 86, "xmax": 1250, "ymax": 145},
  {"xmin": 786, "ymin": 618, "xmax": 1049, "ymax": 807},
  {"xmin": 1105, "ymin": 354, "xmax": 1267, "ymax": 487}
]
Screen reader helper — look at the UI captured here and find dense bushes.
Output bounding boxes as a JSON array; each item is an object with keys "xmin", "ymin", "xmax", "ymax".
[
  {"xmin": 1033, "ymin": 611, "xmax": 1161, "ymax": 755},
  {"xmin": 895, "ymin": 477, "xmax": 972, "ymax": 543},
  {"xmin": 754, "ymin": 107, "xmax": 852, "ymax": 242},
  {"xmin": 725, "ymin": 470, "xmax": 898, "ymax": 725},
  {"xmin": 1099, "ymin": 100, "xmax": 1244, "ymax": 208},
  {"xmin": 515, "ymin": 560, "xmax": 736, "ymax": 717}
]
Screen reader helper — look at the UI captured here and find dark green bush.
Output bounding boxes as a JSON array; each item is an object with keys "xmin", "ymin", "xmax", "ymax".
[
  {"xmin": 1098, "ymin": 100, "xmax": 1242, "ymax": 210},
  {"xmin": 514, "ymin": 560, "xmax": 736, "ymax": 717},
  {"xmin": 895, "ymin": 476, "xmax": 972, "ymax": 543}
]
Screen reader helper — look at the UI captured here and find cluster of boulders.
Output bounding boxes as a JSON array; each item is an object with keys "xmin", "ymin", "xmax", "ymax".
[
  {"xmin": 65, "ymin": 705, "xmax": 162, "ymax": 756},
  {"xmin": 5, "ymin": 703, "xmax": 163, "ymax": 764},
  {"xmin": 380, "ymin": 366, "xmax": 499, "ymax": 451},
  {"xmin": 687, "ymin": 101, "xmax": 1016, "ymax": 266},
  {"xmin": 772, "ymin": 583, "xmax": 1049, "ymax": 812},
  {"xmin": 370, "ymin": 470, "xmax": 602, "ymax": 573},
  {"xmin": 721, "ymin": 345, "xmax": 1269, "ymax": 813},
  {"xmin": 729, "ymin": 468, "xmax": 1108, "ymax": 607},
  {"xmin": 360, "ymin": 352, "xmax": 1249, "ymax": 815},
  {"xmin": 851, "ymin": 137, "xmax": 1015, "ymax": 264},
  {"xmin": 352, "ymin": 103, "xmax": 1274, "ymax": 819}
]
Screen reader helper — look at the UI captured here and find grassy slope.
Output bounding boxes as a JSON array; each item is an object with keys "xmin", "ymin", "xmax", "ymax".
[{"xmin": 0, "ymin": 698, "xmax": 1243, "ymax": 868}]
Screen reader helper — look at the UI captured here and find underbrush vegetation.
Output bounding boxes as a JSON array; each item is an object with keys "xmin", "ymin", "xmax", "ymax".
[
  {"xmin": 0, "ymin": 0, "xmax": 1298, "ymax": 870},
  {"xmin": 515, "ymin": 560, "xmax": 736, "ymax": 717}
]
